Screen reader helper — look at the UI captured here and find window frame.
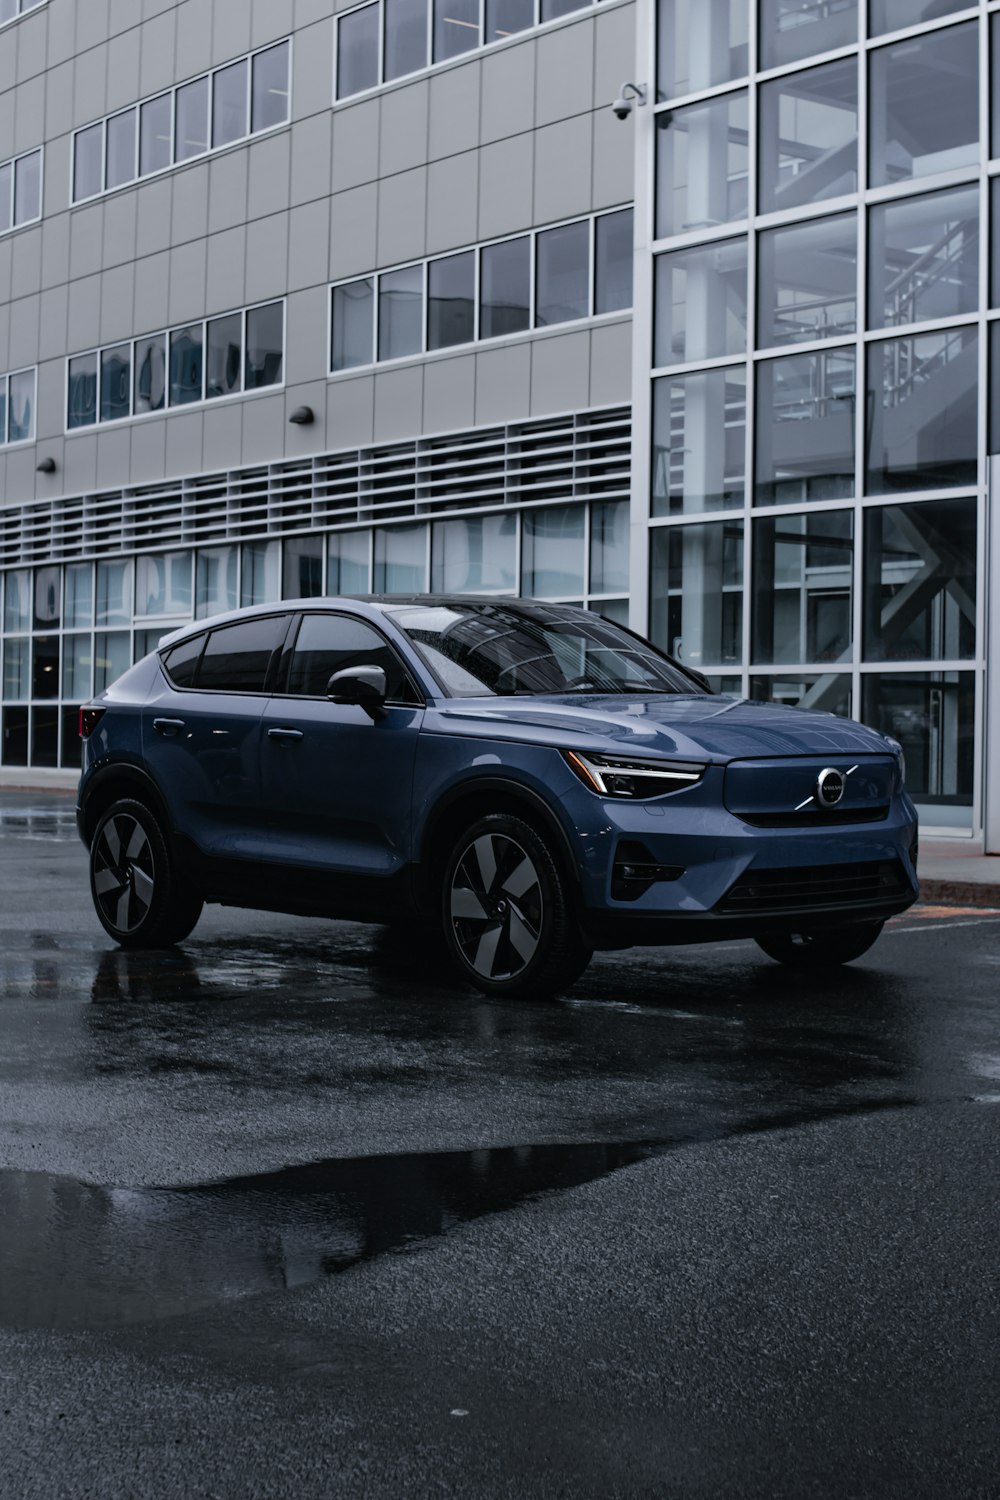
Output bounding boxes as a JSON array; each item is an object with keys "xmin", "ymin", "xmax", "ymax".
[
  {"xmin": 0, "ymin": 367, "xmax": 38, "ymax": 447},
  {"xmin": 65, "ymin": 301, "xmax": 287, "ymax": 436},
  {"xmin": 69, "ymin": 39, "xmax": 292, "ymax": 207},
  {"xmin": 0, "ymin": 148, "xmax": 44, "ymax": 238},
  {"xmin": 327, "ymin": 206, "xmax": 633, "ymax": 377},
  {"xmin": 276, "ymin": 610, "xmax": 426, "ymax": 706}
]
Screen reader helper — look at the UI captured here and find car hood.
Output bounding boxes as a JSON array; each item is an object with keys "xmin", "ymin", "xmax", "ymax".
[{"xmin": 429, "ymin": 693, "xmax": 893, "ymax": 763}]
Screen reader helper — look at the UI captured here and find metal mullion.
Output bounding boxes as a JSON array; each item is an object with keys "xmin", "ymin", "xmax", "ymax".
[
  {"xmin": 652, "ymin": 350, "xmax": 747, "ymax": 381},
  {"xmin": 741, "ymin": 0, "xmax": 758, "ymax": 700},
  {"xmin": 755, "ymin": 43, "xmax": 859, "ymax": 92},
  {"xmin": 853, "ymin": 13, "xmax": 868, "ymax": 726},
  {"xmin": 864, "ymin": 7, "xmax": 979, "ymax": 52},
  {"xmin": 974, "ymin": 0, "xmax": 991, "ymax": 837},
  {"xmin": 753, "ymin": 332, "xmax": 858, "ymax": 363},
  {"xmin": 650, "ymin": 219, "xmax": 750, "ymax": 256},
  {"xmin": 863, "ymin": 311, "xmax": 981, "ymax": 344},
  {"xmin": 856, "ymin": 659, "xmax": 979, "ymax": 675},
  {"xmin": 651, "ymin": 76, "xmax": 751, "ymax": 115},
  {"xmin": 752, "ymin": 191, "xmax": 863, "ymax": 236},
  {"xmin": 245, "ymin": 53, "xmax": 253, "ymax": 139},
  {"xmin": 862, "ymin": 166, "xmax": 980, "ymax": 209}
]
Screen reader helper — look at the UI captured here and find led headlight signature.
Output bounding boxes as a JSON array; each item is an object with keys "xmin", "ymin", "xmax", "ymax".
[{"xmin": 564, "ymin": 750, "xmax": 705, "ymax": 799}]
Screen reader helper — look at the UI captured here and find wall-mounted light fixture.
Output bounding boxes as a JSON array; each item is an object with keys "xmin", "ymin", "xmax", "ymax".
[
  {"xmin": 36, "ymin": 457, "xmax": 57, "ymax": 474},
  {"xmin": 289, "ymin": 405, "xmax": 315, "ymax": 425}
]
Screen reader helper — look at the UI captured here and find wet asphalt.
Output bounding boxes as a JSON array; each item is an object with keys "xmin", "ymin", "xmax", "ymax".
[{"xmin": 0, "ymin": 788, "xmax": 998, "ymax": 1498}]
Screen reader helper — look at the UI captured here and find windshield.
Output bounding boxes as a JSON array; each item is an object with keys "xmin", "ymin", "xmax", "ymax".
[{"xmin": 382, "ymin": 602, "xmax": 707, "ymax": 698}]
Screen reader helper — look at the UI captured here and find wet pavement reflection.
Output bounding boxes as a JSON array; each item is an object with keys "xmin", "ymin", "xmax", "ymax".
[{"xmin": 1, "ymin": 791, "xmax": 999, "ymax": 1335}]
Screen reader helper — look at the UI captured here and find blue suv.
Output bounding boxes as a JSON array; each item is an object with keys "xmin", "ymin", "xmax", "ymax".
[{"xmin": 77, "ymin": 596, "xmax": 919, "ymax": 998}]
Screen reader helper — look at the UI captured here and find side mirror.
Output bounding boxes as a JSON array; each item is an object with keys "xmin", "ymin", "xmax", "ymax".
[{"xmin": 326, "ymin": 665, "xmax": 388, "ymax": 721}]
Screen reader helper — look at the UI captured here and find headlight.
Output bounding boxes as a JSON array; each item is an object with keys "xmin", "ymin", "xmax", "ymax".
[
  {"xmin": 564, "ymin": 750, "xmax": 705, "ymax": 799},
  {"xmin": 885, "ymin": 736, "xmax": 906, "ymax": 786}
]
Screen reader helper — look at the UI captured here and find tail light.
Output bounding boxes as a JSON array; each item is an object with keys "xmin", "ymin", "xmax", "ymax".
[{"xmin": 79, "ymin": 706, "xmax": 106, "ymax": 739}]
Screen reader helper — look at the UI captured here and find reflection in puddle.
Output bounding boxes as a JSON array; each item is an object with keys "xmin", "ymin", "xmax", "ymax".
[
  {"xmin": 0, "ymin": 1141, "xmax": 658, "ymax": 1332},
  {"xmin": 0, "ymin": 804, "xmax": 78, "ymax": 842}
]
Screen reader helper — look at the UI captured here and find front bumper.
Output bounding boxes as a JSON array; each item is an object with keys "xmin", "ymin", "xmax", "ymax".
[{"xmin": 571, "ymin": 779, "xmax": 919, "ymax": 949}]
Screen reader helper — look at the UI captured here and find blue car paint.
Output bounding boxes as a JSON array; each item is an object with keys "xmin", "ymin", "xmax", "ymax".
[{"xmin": 78, "ymin": 597, "xmax": 919, "ymax": 946}]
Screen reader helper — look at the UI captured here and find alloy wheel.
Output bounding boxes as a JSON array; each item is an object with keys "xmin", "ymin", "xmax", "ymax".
[
  {"xmin": 92, "ymin": 813, "xmax": 156, "ymax": 935},
  {"xmin": 449, "ymin": 833, "xmax": 543, "ymax": 982}
]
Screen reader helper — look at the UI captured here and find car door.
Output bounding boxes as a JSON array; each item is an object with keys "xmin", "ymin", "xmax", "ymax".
[
  {"xmin": 258, "ymin": 610, "xmax": 425, "ymax": 890},
  {"xmin": 142, "ymin": 612, "xmax": 291, "ymax": 863}
]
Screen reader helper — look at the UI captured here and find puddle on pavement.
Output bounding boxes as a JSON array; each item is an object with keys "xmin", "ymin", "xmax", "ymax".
[
  {"xmin": 0, "ymin": 1100, "xmax": 912, "ymax": 1333},
  {"xmin": 0, "ymin": 805, "xmax": 78, "ymax": 843},
  {"xmin": 0, "ymin": 1140, "xmax": 659, "ymax": 1332}
]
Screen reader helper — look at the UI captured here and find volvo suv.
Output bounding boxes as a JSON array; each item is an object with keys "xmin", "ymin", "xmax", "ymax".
[{"xmin": 77, "ymin": 596, "xmax": 919, "ymax": 998}]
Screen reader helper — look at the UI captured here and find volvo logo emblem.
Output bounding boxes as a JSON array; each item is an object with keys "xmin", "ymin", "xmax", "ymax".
[{"xmin": 816, "ymin": 767, "xmax": 846, "ymax": 807}]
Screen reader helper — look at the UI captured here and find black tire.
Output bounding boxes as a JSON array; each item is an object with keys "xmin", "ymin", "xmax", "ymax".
[
  {"xmin": 442, "ymin": 813, "xmax": 592, "ymax": 999},
  {"xmin": 754, "ymin": 921, "xmax": 885, "ymax": 968},
  {"xmin": 89, "ymin": 799, "xmax": 203, "ymax": 948}
]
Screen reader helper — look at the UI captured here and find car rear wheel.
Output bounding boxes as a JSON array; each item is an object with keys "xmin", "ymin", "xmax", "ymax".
[
  {"xmin": 443, "ymin": 813, "xmax": 591, "ymax": 998},
  {"xmin": 754, "ymin": 921, "xmax": 885, "ymax": 968},
  {"xmin": 89, "ymin": 799, "xmax": 203, "ymax": 948}
]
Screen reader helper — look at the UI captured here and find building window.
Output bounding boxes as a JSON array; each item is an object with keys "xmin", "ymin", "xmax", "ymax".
[
  {"xmin": 649, "ymin": 521, "xmax": 744, "ymax": 670},
  {"xmin": 0, "ymin": 149, "xmax": 42, "ymax": 236},
  {"xmin": 654, "ymin": 237, "xmax": 748, "ymax": 368},
  {"xmin": 535, "ymin": 221, "xmax": 589, "ymax": 327},
  {"xmin": 427, "ymin": 253, "xmax": 475, "ymax": 351},
  {"xmin": 0, "ymin": 0, "xmax": 47, "ymax": 32},
  {"xmin": 870, "ymin": 0, "xmax": 967, "ymax": 41},
  {"xmin": 869, "ymin": 23, "xmax": 978, "ymax": 190},
  {"xmin": 652, "ymin": 367, "xmax": 746, "ymax": 517},
  {"xmin": 0, "ymin": 368, "xmax": 36, "ymax": 445},
  {"xmin": 863, "ymin": 499, "xmax": 977, "ymax": 663},
  {"xmin": 759, "ymin": 0, "xmax": 856, "ymax": 72},
  {"xmin": 865, "ymin": 326, "xmax": 978, "ymax": 494},
  {"xmin": 70, "ymin": 41, "xmax": 290, "ymax": 204},
  {"xmin": 330, "ymin": 209, "xmax": 633, "ymax": 373},
  {"xmin": 335, "ymin": 0, "xmax": 593, "ymax": 99},
  {"xmin": 654, "ymin": 92, "xmax": 749, "ymax": 241},
  {"xmin": 868, "ymin": 184, "xmax": 978, "ymax": 331},
  {"xmin": 67, "ymin": 303, "xmax": 285, "ymax": 431},
  {"xmin": 758, "ymin": 57, "xmax": 857, "ymax": 217},
  {"xmin": 757, "ymin": 212, "xmax": 856, "ymax": 349},
  {"xmin": 752, "ymin": 511, "xmax": 854, "ymax": 667},
  {"xmin": 754, "ymin": 348, "xmax": 856, "ymax": 505},
  {"xmin": 657, "ymin": 0, "xmax": 748, "ymax": 104}
]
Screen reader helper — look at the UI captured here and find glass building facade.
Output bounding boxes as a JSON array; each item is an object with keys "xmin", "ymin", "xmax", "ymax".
[
  {"xmin": 1, "ymin": 0, "xmax": 998, "ymax": 846},
  {"xmin": 635, "ymin": 0, "xmax": 997, "ymax": 833}
]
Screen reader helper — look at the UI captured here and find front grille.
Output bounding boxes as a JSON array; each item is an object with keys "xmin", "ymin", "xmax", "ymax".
[
  {"xmin": 718, "ymin": 859, "xmax": 908, "ymax": 915},
  {"xmin": 739, "ymin": 806, "xmax": 890, "ymax": 829}
]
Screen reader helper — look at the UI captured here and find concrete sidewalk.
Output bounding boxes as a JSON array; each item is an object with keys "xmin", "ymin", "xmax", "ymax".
[{"xmin": 917, "ymin": 838, "xmax": 1000, "ymax": 910}]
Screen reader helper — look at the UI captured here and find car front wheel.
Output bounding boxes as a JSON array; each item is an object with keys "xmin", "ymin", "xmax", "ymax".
[
  {"xmin": 443, "ymin": 813, "xmax": 591, "ymax": 998},
  {"xmin": 754, "ymin": 921, "xmax": 885, "ymax": 968},
  {"xmin": 89, "ymin": 798, "xmax": 203, "ymax": 948}
]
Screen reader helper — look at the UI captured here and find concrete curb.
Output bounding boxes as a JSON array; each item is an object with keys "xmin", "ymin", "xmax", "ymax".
[{"xmin": 918, "ymin": 880, "xmax": 1000, "ymax": 910}]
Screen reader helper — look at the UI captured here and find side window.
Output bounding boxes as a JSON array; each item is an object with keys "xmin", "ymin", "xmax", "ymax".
[
  {"xmin": 197, "ymin": 615, "xmax": 288, "ymax": 693},
  {"xmin": 160, "ymin": 633, "xmax": 206, "ymax": 688},
  {"xmin": 286, "ymin": 614, "xmax": 420, "ymax": 703}
]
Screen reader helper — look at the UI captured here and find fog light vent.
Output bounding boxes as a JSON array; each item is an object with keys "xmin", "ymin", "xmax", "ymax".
[{"xmin": 611, "ymin": 840, "xmax": 684, "ymax": 901}]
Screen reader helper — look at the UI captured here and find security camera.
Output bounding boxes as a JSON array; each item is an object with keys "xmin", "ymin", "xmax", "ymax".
[{"xmin": 611, "ymin": 81, "xmax": 647, "ymax": 121}]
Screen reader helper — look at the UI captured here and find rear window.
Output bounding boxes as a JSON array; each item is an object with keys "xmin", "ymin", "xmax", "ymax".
[
  {"xmin": 197, "ymin": 615, "xmax": 288, "ymax": 693},
  {"xmin": 160, "ymin": 633, "xmax": 206, "ymax": 688}
]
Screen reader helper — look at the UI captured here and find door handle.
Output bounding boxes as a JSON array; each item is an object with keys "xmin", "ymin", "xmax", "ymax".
[
  {"xmin": 152, "ymin": 718, "xmax": 186, "ymax": 737},
  {"xmin": 268, "ymin": 727, "xmax": 304, "ymax": 744}
]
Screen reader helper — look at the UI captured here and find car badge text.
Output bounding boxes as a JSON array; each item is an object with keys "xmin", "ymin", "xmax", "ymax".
[{"xmin": 796, "ymin": 764, "xmax": 858, "ymax": 812}]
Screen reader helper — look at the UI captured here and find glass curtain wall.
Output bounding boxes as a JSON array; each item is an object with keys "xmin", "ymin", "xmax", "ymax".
[
  {"xmin": 645, "ymin": 0, "xmax": 991, "ymax": 830},
  {"xmin": 0, "ymin": 501, "xmax": 630, "ymax": 770}
]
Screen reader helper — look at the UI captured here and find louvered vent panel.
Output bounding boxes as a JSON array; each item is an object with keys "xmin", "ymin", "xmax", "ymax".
[{"xmin": 0, "ymin": 406, "xmax": 630, "ymax": 566}]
